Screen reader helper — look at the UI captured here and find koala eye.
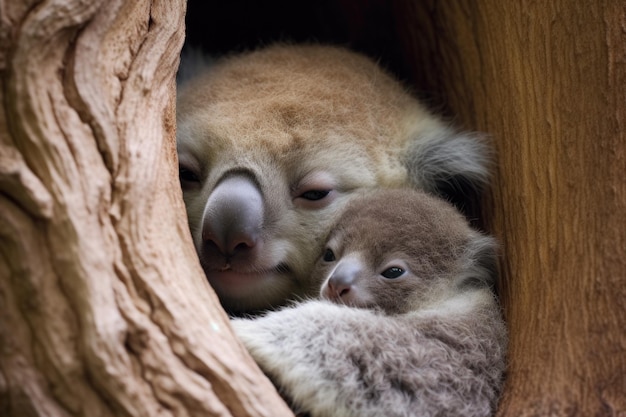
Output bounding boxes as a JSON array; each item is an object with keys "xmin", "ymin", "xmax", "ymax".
[
  {"xmin": 179, "ymin": 166, "xmax": 199, "ymax": 183},
  {"xmin": 381, "ymin": 267, "xmax": 405, "ymax": 279},
  {"xmin": 300, "ymin": 190, "xmax": 331, "ymax": 201},
  {"xmin": 323, "ymin": 248, "xmax": 336, "ymax": 262},
  {"xmin": 293, "ymin": 172, "xmax": 336, "ymax": 208}
]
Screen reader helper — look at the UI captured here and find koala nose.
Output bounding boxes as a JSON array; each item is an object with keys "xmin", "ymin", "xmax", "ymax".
[
  {"xmin": 202, "ymin": 175, "xmax": 264, "ymax": 257},
  {"xmin": 326, "ymin": 259, "xmax": 362, "ymax": 299}
]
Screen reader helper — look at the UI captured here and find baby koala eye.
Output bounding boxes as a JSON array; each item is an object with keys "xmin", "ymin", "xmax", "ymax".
[
  {"xmin": 381, "ymin": 266, "xmax": 405, "ymax": 279},
  {"xmin": 300, "ymin": 189, "xmax": 331, "ymax": 201},
  {"xmin": 323, "ymin": 248, "xmax": 336, "ymax": 262}
]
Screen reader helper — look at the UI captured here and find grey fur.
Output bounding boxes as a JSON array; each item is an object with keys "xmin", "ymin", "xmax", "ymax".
[
  {"xmin": 231, "ymin": 190, "xmax": 507, "ymax": 417},
  {"xmin": 405, "ymin": 127, "xmax": 492, "ymax": 199}
]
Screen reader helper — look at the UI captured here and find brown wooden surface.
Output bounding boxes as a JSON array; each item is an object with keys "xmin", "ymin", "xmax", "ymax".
[
  {"xmin": 0, "ymin": 1, "xmax": 293, "ymax": 416},
  {"xmin": 393, "ymin": 1, "xmax": 626, "ymax": 415}
]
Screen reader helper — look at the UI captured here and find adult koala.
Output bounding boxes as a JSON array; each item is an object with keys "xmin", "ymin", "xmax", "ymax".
[{"xmin": 176, "ymin": 44, "xmax": 489, "ymax": 313}]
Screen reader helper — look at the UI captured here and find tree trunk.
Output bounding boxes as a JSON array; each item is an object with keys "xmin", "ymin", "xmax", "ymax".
[
  {"xmin": 0, "ymin": 1, "xmax": 293, "ymax": 416},
  {"xmin": 394, "ymin": 1, "xmax": 626, "ymax": 415}
]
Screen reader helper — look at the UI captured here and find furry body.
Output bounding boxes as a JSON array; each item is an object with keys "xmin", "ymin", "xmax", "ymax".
[
  {"xmin": 233, "ymin": 297, "xmax": 505, "ymax": 417},
  {"xmin": 231, "ymin": 190, "xmax": 507, "ymax": 417},
  {"xmin": 176, "ymin": 45, "xmax": 490, "ymax": 313}
]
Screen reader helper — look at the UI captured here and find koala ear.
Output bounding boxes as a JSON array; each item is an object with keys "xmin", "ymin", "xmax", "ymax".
[
  {"xmin": 405, "ymin": 126, "xmax": 492, "ymax": 216},
  {"xmin": 458, "ymin": 233, "xmax": 499, "ymax": 290}
]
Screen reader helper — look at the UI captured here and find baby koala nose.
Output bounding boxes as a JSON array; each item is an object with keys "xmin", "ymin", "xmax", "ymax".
[
  {"xmin": 322, "ymin": 258, "xmax": 362, "ymax": 301},
  {"xmin": 327, "ymin": 276, "xmax": 352, "ymax": 298}
]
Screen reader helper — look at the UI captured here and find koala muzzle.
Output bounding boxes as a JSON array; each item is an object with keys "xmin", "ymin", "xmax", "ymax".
[
  {"xmin": 326, "ymin": 259, "xmax": 362, "ymax": 299},
  {"xmin": 202, "ymin": 175, "xmax": 264, "ymax": 262}
]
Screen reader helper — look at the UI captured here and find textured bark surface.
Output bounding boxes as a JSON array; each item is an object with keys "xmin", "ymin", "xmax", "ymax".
[
  {"xmin": 0, "ymin": 1, "xmax": 293, "ymax": 416},
  {"xmin": 393, "ymin": 1, "xmax": 626, "ymax": 416}
]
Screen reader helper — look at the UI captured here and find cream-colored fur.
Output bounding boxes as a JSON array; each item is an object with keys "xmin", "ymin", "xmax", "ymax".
[{"xmin": 177, "ymin": 44, "xmax": 490, "ymax": 313}]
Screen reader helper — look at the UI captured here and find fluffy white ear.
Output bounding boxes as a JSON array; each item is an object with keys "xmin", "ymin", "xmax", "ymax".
[
  {"xmin": 177, "ymin": 46, "xmax": 215, "ymax": 86},
  {"xmin": 405, "ymin": 127, "xmax": 492, "ymax": 212}
]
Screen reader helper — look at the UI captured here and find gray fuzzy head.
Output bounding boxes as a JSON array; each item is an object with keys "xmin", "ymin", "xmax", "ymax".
[{"xmin": 315, "ymin": 189, "xmax": 497, "ymax": 314}]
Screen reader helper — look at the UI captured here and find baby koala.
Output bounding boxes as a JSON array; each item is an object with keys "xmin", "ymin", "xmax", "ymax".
[{"xmin": 231, "ymin": 189, "xmax": 507, "ymax": 417}]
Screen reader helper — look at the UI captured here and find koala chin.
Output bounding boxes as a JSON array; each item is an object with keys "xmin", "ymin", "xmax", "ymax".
[{"xmin": 176, "ymin": 44, "xmax": 490, "ymax": 313}]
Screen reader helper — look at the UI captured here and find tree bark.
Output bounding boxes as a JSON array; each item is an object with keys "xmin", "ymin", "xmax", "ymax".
[
  {"xmin": 393, "ymin": 1, "xmax": 626, "ymax": 416},
  {"xmin": 0, "ymin": 1, "xmax": 293, "ymax": 416}
]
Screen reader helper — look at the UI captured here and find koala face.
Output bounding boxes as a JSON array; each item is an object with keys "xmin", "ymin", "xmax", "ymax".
[
  {"xmin": 177, "ymin": 45, "xmax": 490, "ymax": 313},
  {"xmin": 316, "ymin": 189, "xmax": 497, "ymax": 315}
]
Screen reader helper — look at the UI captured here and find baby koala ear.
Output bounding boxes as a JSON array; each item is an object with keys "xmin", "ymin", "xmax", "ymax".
[
  {"xmin": 457, "ymin": 233, "xmax": 499, "ymax": 291},
  {"xmin": 405, "ymin": 126, "xmax": 492, "ymax": 217}
]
